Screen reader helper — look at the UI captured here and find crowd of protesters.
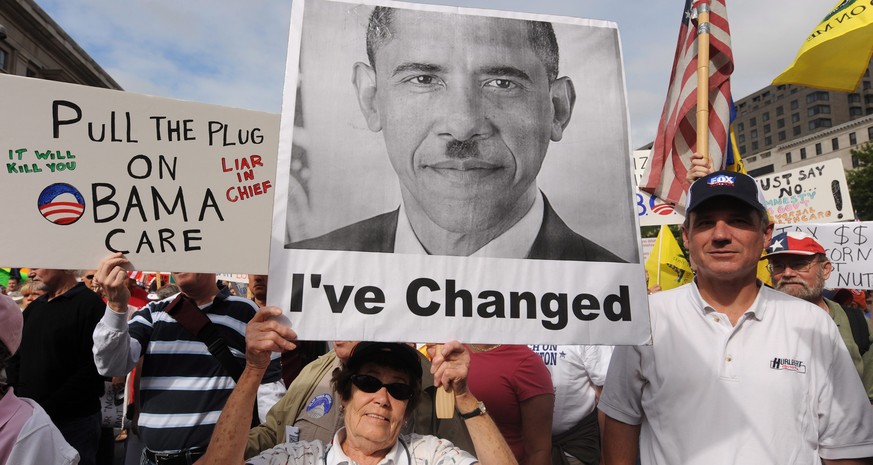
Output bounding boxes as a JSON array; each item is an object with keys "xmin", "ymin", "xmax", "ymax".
[{"xmin": 2, "ymin": 177, "xmax": 873, "ymax": 464}]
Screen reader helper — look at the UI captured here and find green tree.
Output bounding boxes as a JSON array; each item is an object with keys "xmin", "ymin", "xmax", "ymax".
[{"xmin": 846, "ymin": 142, "xmax": 873, "ymax": 221}]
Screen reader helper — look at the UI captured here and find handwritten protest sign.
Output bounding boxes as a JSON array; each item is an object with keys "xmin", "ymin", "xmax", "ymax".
[
  {"xmin": 633, "ymin": 153, "xmax": 852, "ymax": 227},
  {"xmin": 268, "ymin": 0, "xmax": 649, "ymax": 345},
  {"xmin": 0, "ymin": 75, "xmax": 278, "ymax": 273},
  {"xmin": 757, "ymin": 158, "xmax": 852, "ymax": 224},
  {"xmin": 775, "ymin": 222, "xmax": 873, "ymax": 289}
]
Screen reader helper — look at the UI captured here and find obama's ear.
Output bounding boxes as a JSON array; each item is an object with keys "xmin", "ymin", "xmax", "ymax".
[
  {"xmin": 549, "ymin": 77, "xmax": 576, "ymax": 142},
  {"xmin": 352, "ymin": 62, "xmax": 382, "ymax": 132}
]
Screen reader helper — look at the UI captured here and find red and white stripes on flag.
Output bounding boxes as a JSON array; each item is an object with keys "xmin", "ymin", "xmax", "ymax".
[{"xmin": 640, "ymin": 0, "xmax": 733, "ymax": 208}]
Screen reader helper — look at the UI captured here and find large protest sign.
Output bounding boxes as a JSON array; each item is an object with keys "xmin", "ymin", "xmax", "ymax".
[
  {"xmin": 268, "ymin": 0, "xmax": 649, "ymax": 345},
  {"xmin": 757, "ymin": 158, "xmax": 853, "ymax": 225},
  {"xmin": 775, "ymin": 222, "xmax": 873, "ymax": 289},
  {"xmin": 0, "ymin": 75, "xmax": 279, "ymax": 273},
  {"xmin": 633, "ymin": 153, "xmax": 852, "ymax": 227}
]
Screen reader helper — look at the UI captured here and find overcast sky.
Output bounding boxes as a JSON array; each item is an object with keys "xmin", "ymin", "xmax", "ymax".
[{"xmin": 36, "ymin": 0, "xmax": 828, "ymax": 148}]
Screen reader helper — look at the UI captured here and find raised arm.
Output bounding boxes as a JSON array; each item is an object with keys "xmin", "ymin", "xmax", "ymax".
[
  {"xmin": 92, "ymin": 252, "xmax": 140, "ymax": 376},
  {"xmin": 198, "ymin": 307, "xmax": 297, "ymax": 465},
  {"xmin": 430, "ymin": 341, "xmax": 518, "ymax": 465}
]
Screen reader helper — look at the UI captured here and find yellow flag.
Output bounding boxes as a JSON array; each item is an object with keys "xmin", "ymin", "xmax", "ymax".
[
  {"xmin": 645, "ymin": 225, "xmax": 694, "ymax": 291},
  {"xmin": 773, "ymin": 0, "xmax": 873, "ymax": 91},
  {"xmin": 758, "ymin": 255, "xmax": 773, "ymax": 287},
  {"xmin": 725, "ymin": 125, "xmax": 746, "ymax": 174}
]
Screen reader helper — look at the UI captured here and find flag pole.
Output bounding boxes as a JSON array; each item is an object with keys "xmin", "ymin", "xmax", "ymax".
[
  {"xmin": 656, "ymin": 226, "xmax": 665, "ymax": 286},
  {"xmin": 693, "ymin": 1, "xmax": 711, "ymax": 181}
]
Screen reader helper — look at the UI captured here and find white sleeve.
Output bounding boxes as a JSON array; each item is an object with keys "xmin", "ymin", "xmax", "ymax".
[
  {"xmin": 598, "ymin": 345, "xmax": 646, "ymax": 425},
  {"xmin": 256, "ymin": 380, "xmax": 287, "ymax": 423},
  {"xmin": 9, "ymin": 402, "xmax": 81, "ymax": 465},
  {"xmin": 92, "ymin": 305, "xmax": 142, "ymax": 376}
]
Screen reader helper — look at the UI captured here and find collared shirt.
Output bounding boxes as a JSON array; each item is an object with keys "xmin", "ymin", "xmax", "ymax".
[
  {"xmin": 7, "ymin": 282, "xmax": 105, "ymax": 421},
  {"xmin": 600, "ymin": 282, "xmax": 873, "ymax": 464},
  {"xmin": 247, "ymin": 428, "xmax": 477, "ymax": 465},
  {"xmin": 394, "ymin": 191, "xmax": 544, "ymax": 258}
]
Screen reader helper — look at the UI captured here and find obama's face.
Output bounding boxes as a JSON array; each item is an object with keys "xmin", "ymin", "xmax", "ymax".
[{"xmin": 354, "ymin": 9, "xmax": 574, "ymax": 234}]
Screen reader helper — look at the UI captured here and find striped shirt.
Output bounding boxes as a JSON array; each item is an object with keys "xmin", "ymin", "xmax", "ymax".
[{"xmin": 93, "ymin": 287, "xmax": 283, "ymax": 451}]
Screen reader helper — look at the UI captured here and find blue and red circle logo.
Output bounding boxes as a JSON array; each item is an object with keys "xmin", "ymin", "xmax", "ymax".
[{"xmin": 37, "ymin": 183, "xmax": 85, "ymax": 225}]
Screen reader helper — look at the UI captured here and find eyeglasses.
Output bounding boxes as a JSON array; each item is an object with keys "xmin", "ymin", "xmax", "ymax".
[
  {"xmin": 350, "ymin": 374, "xmax": 414, "ymax": 401},
  {"xmin": 85, "ymin": 275, "xmax": 95, "ymax": 280},
  {"xmin": 767, "ymin": 258, "xmax": 821, "ymax": 274}
]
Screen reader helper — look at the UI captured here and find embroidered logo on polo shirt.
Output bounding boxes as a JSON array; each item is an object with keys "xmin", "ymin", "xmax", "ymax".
[
  {"xmin": 305, "ymin": 394, "xmax": 333, "ymax": 418},
  {"xmin": 770, "ymin": 357, "xmax": 807, "ymax": 373}
]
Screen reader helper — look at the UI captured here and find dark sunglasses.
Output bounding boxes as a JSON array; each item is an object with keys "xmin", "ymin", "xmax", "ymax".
[
  {"xmin": 85, "ymin": 275, "xmax": 95, "ymax": 280},
  {"xmin": 351, "ymin": 374, "xmax": 414, "ymax": 401}
]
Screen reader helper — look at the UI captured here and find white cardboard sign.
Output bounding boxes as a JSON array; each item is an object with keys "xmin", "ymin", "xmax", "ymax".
[
  {"xmin": 0, "ymin": 75, "xmax": 279, "ymax": 273},
  {"xmin": 268, "ymin": 0, "xmax": 650, "ymax": 345}
]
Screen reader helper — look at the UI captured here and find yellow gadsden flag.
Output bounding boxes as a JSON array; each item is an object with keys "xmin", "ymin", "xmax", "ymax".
[
  {"xmin": 773, "ymin": 0, "xmax": 873, "ymax": 91},
  {"xmin": 645, "ymin": 225, "xmax": 694, "ymax": 291}
]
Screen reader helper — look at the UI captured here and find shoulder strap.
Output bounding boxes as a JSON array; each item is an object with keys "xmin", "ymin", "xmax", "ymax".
[
  {"xmin": 165, "ymin": 294, "xmax": 244, "ymax": 380},
  {"xmin": 843, "ymin": 305, "xmax": 871, "ymax": 356}
]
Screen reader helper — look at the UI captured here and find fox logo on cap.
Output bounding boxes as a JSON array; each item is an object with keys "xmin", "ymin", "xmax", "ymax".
[{"xmin": 707, "ymin": 174, "xmax": 735, "ymax": 187}]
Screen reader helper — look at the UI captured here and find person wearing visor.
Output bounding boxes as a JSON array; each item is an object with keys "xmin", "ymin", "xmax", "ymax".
[{"xmin": 198, "ymin": 307, "xmax": 517, "ymax": 465}]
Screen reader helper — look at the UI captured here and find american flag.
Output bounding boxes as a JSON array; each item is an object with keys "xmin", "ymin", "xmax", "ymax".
[{"xmin": 640, "ymin": 0, "xmax": 733, "ymax": 208}]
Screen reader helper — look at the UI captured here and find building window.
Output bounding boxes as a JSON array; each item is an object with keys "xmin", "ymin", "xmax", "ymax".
[
  {"xmin": 737, "ymin": 122, "xmax": 744, "ymax": 132},
  {"xmin": 850, "ymin": 132, "xmax": 857, "ymax": 145},
  {"xmin": 832, "ymin": 138, "xmax": 839, "ymax": 150},
  {"xmin": 807, "ymin": 105, "xmax": 830, "ymax": 116},
  {"xmin": 815, "ymin": 143, "xmax": 822, "ymax": 155},
  {"xmin": 853, "ymin": 154, "xmax": 861, "ymax": 167},
  {"xmin": 740, "ymin": 145, "xmax": 746, "ymax": 154},
  {"xmin": 0, "ymin": 48, "xmax": 8, "ymax": 73},
  {"xmin": 809, "ymin": 118, "xmax": 832, "ymax": 130},
  {"xmin": 850, "ymin": 107, "xmax": 863, "ymax": 117},
  {"xmin": 750, "ymin": 117, "xmax": 757, "ymax": 127},
  {"xmin": 751, "ymin": 129, "xmax": 758, "ymax": 138},
  {"xmin": 866, "ymin": 95, "xmax": 873, "ymax": 105},
  {"xmin": 762, "ymin": 152, "xmax": 771, "ymax": 159},
  {"xmin": 792, "ymin": 113, "xmax": 800, "ymax": 123},
  {"xmin": 752, "ymin": 141, "xmax": 759, "ymax": 151},
  {"xmin": 777, "ymin": 119, "xmax": 785, "ymax": 128},
  {"xmin": 849, "ymin": 93, "xmax": 862, "ymax": 104},
  {"xmin": 763, "ymin": 124, "xmax": 771, "ymax": 133},
  {"xmin": 865, "ymin": 81, "xmax": 872, "ymax": 90},
  {"xmin": 786, "ymin": 152, "xmax": 792, "ymax": 164},
  {"xmin": 778, "ymin": 131, "xmax": 786, "ymax": 141},
  {"xmin": 738, "ymin": 134, "xmax": 746, "ymax": 143},
  {"xmin": 765, "ymin": 136, "xmax": 772, "ymax": 145},
  {"xmin": 793, "ymin": 126, "xmax": 802, "ymax": 136},
  {"xmin": 747, "ymin": 156, "xmax": 757, "ymax": 162},
  {"xmin": 800, "ymin": 148, "xmax": 807, "ymax": 160},
  {"xmin": 762, "ymin": 112, "xmax": 770, "ymax": 122},
  {"xmin": 776, "ymin": 107, "xmax": 784, "ymax": 116},
  {"xmin": 806, "ymin": 91, "xmax": 829, "ymax": 103},
  {"xmin": 868, "ymin": 126, "xmax": 873, "ymax": 140}
]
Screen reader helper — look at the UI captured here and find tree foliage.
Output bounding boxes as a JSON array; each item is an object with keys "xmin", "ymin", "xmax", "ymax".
[{"xmin": 846, "ymin": 142, "xmax": 873, "ymax": 221}]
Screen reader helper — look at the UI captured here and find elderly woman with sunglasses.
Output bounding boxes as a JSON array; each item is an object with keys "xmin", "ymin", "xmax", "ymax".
[{"xmin": 197, "ymin": 307, "xmax": 517, "ymax": 465}]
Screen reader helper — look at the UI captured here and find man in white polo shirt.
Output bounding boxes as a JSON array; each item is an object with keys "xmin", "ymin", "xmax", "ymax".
[{"xmin": 599, "ymin": 170, "xmax": 873, "ymax": 464}]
